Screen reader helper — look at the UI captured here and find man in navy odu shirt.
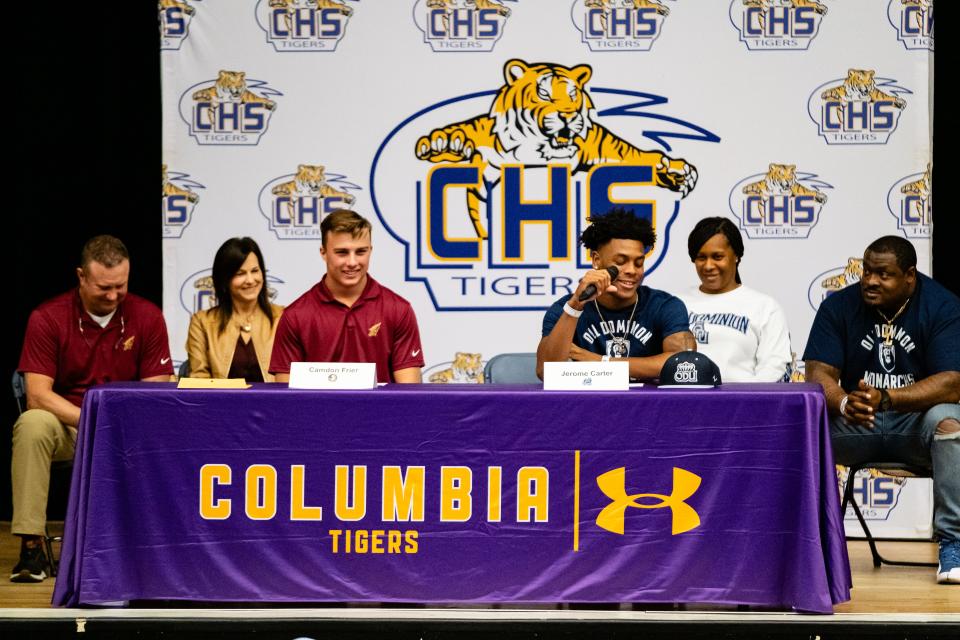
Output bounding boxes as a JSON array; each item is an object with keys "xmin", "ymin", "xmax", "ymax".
[
  {"xmin": 537, "ymin": 208, "xmax": 695, "ymax": 380},
  {"xmin": 804, "ymin": 236, "xmax": 960, "ymax": 585}
]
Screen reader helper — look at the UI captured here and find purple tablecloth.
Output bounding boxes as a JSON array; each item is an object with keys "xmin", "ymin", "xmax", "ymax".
[{"xmin": 53, "ymin": 382, "xmax": 850, "ymax": 612}]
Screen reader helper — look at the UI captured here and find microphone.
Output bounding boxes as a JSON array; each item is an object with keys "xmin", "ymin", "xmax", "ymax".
[{"xmin": 578, "ymin": 266, "xmax": 619, "ymax": 302}]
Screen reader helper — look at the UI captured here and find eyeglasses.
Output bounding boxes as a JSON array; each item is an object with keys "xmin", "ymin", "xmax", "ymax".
[{"xmin": 78, "ymin": 313, "xmax": 126, "ymax": 350}]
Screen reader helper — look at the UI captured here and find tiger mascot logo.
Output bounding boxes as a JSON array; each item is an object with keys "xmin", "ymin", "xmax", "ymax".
[
  {"xmin": 807, "ymin": 258, "xmax": 862, "ymax": 311},
  {"xmin": 415, "ymin": 59, "xmax": 697, "ymax": 239},
  {"xmin": 808, "ymin": 69, "xmax": 909, "ymax": 144},
  {"xmin": 888, "ymin": 0, "xmax": 933, "ymax": 51},
  {"xmin": 271, "ymin": 164, "xmax": 356, "ymax": 219},
  {"xmin": 257, "ymin": 0, "xmax": 356, "ymax": 51},
  {"xmin": 729, "ymin": 163, "xmax": 830, "ymax": 238},
  {"xmin": 259, "ymin": 164, "xmax": 360, "ymax": 240},
  {"xmin": 742, "ymin": 164, "xmax": 828, "ymax": 203},
  {"xmin": 730, "ymin": 0, "xmax": 828, "ymax": 49},
  {"xmin": 162, "ymin": 164, "xmax": 203, "ymax": 238},
  {"xmin": 819, "ymin": 69, "xmax": 906, "ymax": 108},
  {"xmin": 162, "ymin": 164, "xmax": 200, "ymax": 203},
  {"xmin": 183, "ymin": 70, "xmax": 281, "ymax": 145},
  {"xmin": 574, "ymin": 0, "xmax": 674, "ymax": 51},
  {"xmin": 415, "ymin": 0, "xmax": 514, "ymax": 52},
  {"xmin": 887, "ymin": 162, "xmax": 931, "ymax": 239},
  {"xmin": 192, "ymin": 70, "xmax": 277, "ymax": 119},
  {"xmin": 427, "ymin": 352, "xmax": 485, "ymax": 383},
  {"xmin": 821, "ymin": 258, "xmax": 863, "ymax": 292},
  {"xmin": 160, "ymin": 0, "xmax": 198, "ymax": 49}
]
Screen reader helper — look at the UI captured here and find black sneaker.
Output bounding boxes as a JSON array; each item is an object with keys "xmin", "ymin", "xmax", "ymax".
[{"xmin": 10, "ymin": 544, "xmax": 48, "ymax": 583}]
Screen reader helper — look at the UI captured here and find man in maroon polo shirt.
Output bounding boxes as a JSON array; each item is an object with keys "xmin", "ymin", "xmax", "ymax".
[
  {"xmin": 270, "ymin": 210, "xmax": 424, "ymax": 383},
  {"xmin": 11, "ymin": 236, "xmax": 173, "ymax": 583}
]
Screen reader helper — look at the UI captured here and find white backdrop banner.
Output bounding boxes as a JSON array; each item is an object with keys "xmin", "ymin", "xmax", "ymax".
[{"xmin": 161, "ymin": 0, "xmax": 935, "ymax": 536}]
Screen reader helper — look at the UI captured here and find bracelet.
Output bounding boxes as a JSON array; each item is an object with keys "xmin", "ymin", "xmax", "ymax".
[
  {"xmin": 839, "ymin": 395, "xmax": 849, "ymax": 418},
  {"xmin": 601, "ymin": 355, "xmax": 610, "ymax": 362},
  {"xmin": 563, "ymin": 302, "xmax": 583, "ymax": 318}
]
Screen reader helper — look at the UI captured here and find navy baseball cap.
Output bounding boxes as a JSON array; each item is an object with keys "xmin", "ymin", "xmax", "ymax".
[{"xmin": 658, "ymin": 351, "xmax": 722, "ymax": 388}]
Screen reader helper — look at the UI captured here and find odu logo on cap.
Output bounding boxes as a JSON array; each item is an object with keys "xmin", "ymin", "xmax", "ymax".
[
  {"xmin": 729, "ymin": 163, "xmax": 831, "ymax": 239},
  {"xmin": 162, "ymin": 164, "xmax": 204, "ymax": 239},
  {"xmin": 255, "ymin": 0, "xmax": 357, "ymax": 52},
  {"xmin": 160, "ymin": 0, "xmax": 199, "ymax": 50},
  {"xmin": 807, "ymin": 69, "xmax": 909, "ymax": 145},
  {"xmin": 888, "ymin": 0, "xmax": 933, "ymax": 51},
  {"xmin": 571, "ymin": 0, "xmax": 674, "ymax": 52},
  {"xmin": 258, "ymin": 164, "xmax": 360, "ymax": 240},
  {"xmin": 887, "ymin": 163, "xmax": 931, "ymax": 239},
  {"xmin": 728, "ymin": 0, "xmax": 828, "ymax": 51},
  {"xmin": 180, "ymin": 70, "xmax": 281, "ymax": 146},
  {"xmin": 413, "ymin": 0, "xmax": 515, "ymax": 52},
  {"xmin": 370, "ymin": 58, "xmax": 718, "ymax": 311}
]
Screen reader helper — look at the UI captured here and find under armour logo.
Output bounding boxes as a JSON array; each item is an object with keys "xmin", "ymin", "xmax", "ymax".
[{"xmin": 595, "ymin": 467, "xmax": 701, "ymax": 536}]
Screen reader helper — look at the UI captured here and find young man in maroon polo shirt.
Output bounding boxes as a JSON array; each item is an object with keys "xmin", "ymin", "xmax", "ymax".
[
  {"xmin": 11, "ymin": 236, "xmax": 174, "ymax": 583},
  {"xmin": 270, "ymin": 210, "xmax": 424, "ymax": 383}
]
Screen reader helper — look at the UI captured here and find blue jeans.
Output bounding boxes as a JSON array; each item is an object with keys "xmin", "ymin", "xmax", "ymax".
[{"xmin": 831, "ymin": 403, "xmax": 960, "ymax": 542}]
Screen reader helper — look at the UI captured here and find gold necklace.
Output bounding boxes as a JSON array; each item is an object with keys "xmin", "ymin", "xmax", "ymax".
[{"xmin": 877, "ymin": 297, "xmax": 910, "ymax": 345}]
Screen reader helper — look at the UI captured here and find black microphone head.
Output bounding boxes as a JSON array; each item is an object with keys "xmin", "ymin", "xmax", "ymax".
[{"xmin": 605, "ymin": 265, "xmax": 619, "ymax": 280}]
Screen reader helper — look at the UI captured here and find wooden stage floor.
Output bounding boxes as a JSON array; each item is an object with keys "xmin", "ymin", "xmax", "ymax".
[{"xmin": 0, "ymin": 522, "xmax": 957, "ymax": 614}]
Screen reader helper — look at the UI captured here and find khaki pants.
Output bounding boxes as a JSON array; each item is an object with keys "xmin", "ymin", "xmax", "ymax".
[{"xmin": 11, "ymin": 409, "xmax": 77, "ymax": 536}]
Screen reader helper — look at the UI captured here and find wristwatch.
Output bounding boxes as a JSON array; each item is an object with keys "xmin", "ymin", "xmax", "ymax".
[{"xmin": 879, "ymin": 388, "xmax": 892, "ymax": 412}]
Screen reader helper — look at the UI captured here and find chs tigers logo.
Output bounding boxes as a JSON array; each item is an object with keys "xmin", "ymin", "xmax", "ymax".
[
  {"xmin": 258, "ymin": 164, "xmax": 361, "ymax": 240},
  {"xmin": 160, "ymin": 0, "xmax": 200, "ymax": 50},
  {"xmin": 807, "ymin": 69, "xmax": 909, "ymax": 145},
  {"xmin": 370, "ymin": 58, "xmax": 718, "ymax": 311},
  {"xmin": 179, "ymin": 269, "xmax": 284, "ymax": 314},
  {"xmin": 837, "ymin": 466, "xmax": 911, "ymax": 524},
  {"xmin": 571, "ymin": 0, "xmax": 675, "ymax": 52},
  {"xmin": 807, "ymin": 258, "xmax": 861, "ymax": 311},
  {"xmin": 255, "ymin": 0, "xmax": 357, "ymax": 51},
  {"xmin": 728, "ymin": 163, "xmax": 831, "ymax": 239},
  {"xmin": 426, "ymin": 352, "xmax": 485, "ymax": 383},
  {"xmin": 728, "ymin": 0, "xmax": 827, "ymax": 50},
  {"xmin": 887, "ymin": 163, "xmax": 931, "ymax": 239},
  {"xmin": 888, "ymin": 0, "xmax": 933, "ymax": 51},
  {"xmin": 162, "ymin": 164, "xmax": 204, "ymax": 239},
  {"xmin": 413, "ymin": 0, "xmax": 515, "ymax": 52},
  {"xmin": 179, "ymin": 70, "xmax": 281, "ymax": 146}
]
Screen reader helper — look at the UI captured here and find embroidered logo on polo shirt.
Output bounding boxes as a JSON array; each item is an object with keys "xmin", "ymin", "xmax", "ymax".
[
  {"xmin": 368, "ymin": 322, "xmax": 382, "ymax": 337},
  {"xmin": 123, "ymin": 336, "xmax": 136, "ymax": 351}
]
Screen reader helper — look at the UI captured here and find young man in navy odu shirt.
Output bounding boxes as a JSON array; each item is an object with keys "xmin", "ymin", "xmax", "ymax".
[
  {"xmin": 804, "ymin": 235, "xmax": 960, "ymax": 585},
  {"xmin": 537, "ymin": 207, "xmax": 695, "ymax": 380}
]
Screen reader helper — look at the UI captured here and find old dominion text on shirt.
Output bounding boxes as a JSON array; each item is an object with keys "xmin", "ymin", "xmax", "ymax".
[
  {"xmin": 803, "ymin": 273, "xmax": 960, "ymax": 392},
  {"xmin": 542, "ymin": 286, "xmax": 690, "ymax": 358}
]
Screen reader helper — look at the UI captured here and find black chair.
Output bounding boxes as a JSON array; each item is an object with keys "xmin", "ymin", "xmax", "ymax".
[
  {"xmin": 483, "ymin": 353, "xmax": 540, "ymax": 384},
  {"xmin": 178, "ymin": 360, "xmax": 190, "ymax": 379},
  {"xmin": 840, "ymin": 462, "xmax": 937, "ymax": 568},
  {"xmin": 11, "ymin": 370, "xmax": 68, "ymax": 577}
]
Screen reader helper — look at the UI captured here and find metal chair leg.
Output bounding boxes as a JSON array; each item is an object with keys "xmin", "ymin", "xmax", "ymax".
[{"xmin": 842, "ymin": 465, "xmax": 937, "ymax": 568}]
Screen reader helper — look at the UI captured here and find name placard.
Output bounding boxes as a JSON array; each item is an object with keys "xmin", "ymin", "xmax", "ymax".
[
  {"xmin": 288, "ymin": 362, "xmax": 377, "ymax": 390},
  {"xmin": 543, "ymin": 361, "xmax": 629, "ymax": 391}
]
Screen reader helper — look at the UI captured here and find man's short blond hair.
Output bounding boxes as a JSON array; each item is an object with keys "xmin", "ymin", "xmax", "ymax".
[
  {"xmin": 321, "ymin": 210, "xmax": 372, "ymax": 247},
  {"xmin": 80, "ymin": 235, "xmax": 129, "ymax": 269}
]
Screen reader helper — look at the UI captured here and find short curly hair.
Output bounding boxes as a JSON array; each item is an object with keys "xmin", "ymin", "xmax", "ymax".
[{"xmin": 579, "ymin": 207, "xmax": 656, "ymax": 252}]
